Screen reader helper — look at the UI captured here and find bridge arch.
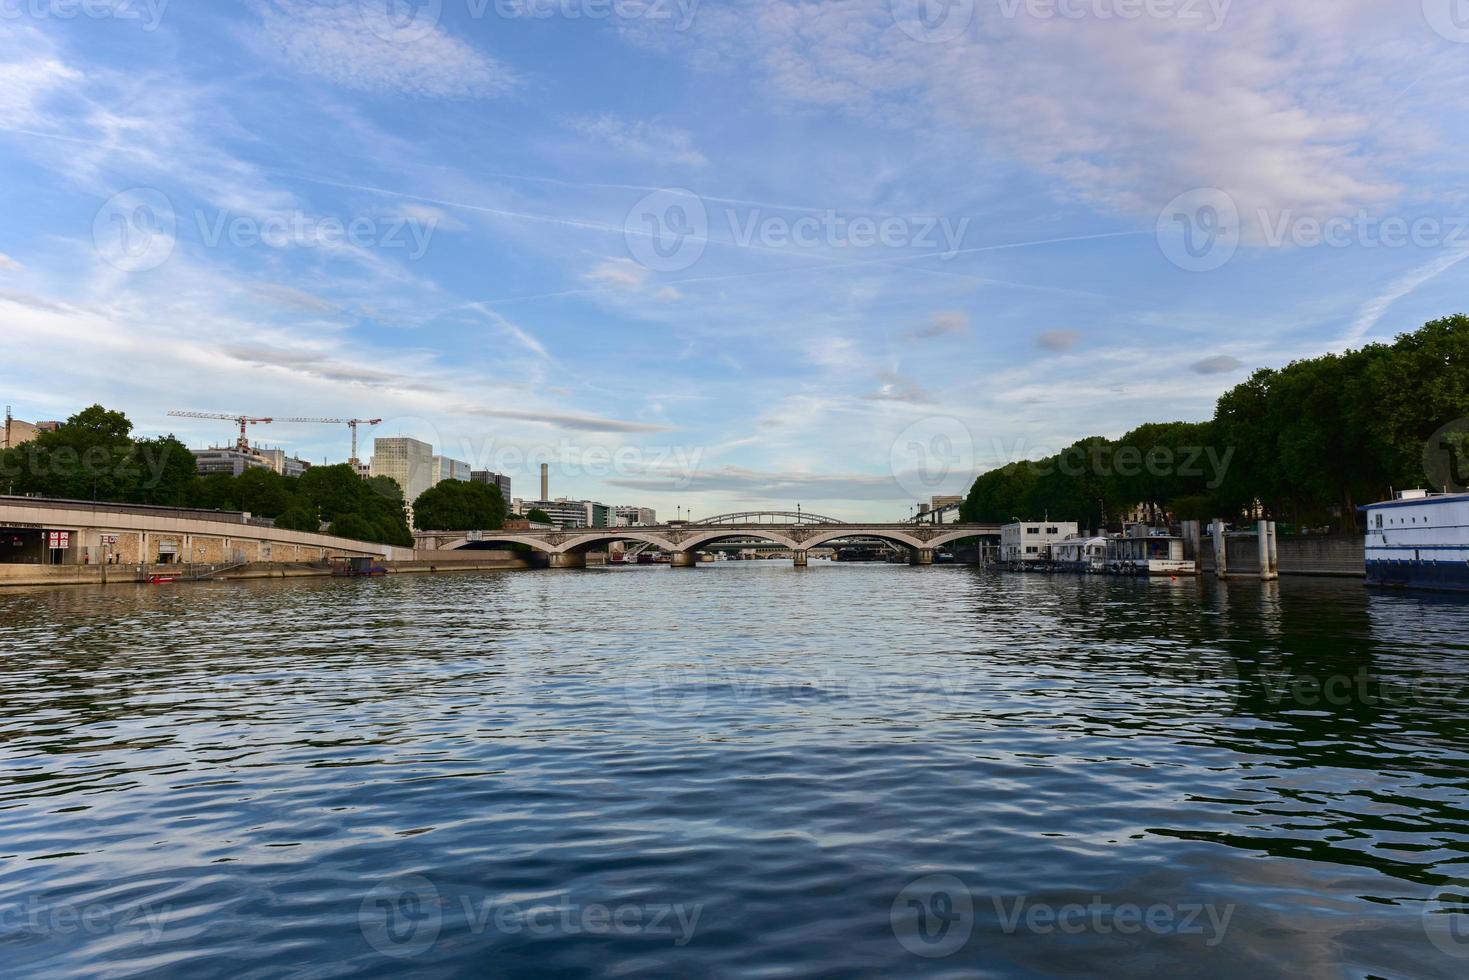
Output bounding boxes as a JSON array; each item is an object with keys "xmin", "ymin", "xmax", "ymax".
[
  {"xmin": 798, "ymin": 528, "xmax": 929, "ymax": 552},
  {"xmin": 434, "ymin": 534, "xmax": 559, "ymax": 554},
  {"xmin": 557, "ymin": 531, "xmax": 677, "ymax": 554},
  {"xmin": 676, "ymin": 529, "xmax": 802, "ymax": 552},
  {"xmin": 920, "ymin": 528, "xmax": 994, "ymax": 550}
]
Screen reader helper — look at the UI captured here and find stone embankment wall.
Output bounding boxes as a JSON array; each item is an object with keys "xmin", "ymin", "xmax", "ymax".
[{"xmin": 0, "ymin": 552, "xmax": 530, "ymax": 588}]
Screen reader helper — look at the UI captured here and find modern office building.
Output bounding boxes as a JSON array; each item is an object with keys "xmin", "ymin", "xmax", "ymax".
[
  {"xmin": 370, "ymin": 437, "xmax": 435, "ymax": 510},
  {"xmin": 471, "ymin": 470, "xmax": 512, "ymax": 502},
  {"xmin": 433, "ymin": 455, "xmax": 471, "ymax": 484},
  {"xmin": 192, "ymin": 448, "xmax": 271, "ymax": 478},
  {"xmin": 520, "ymin": 498, "xmax": 611, "ymax": 529},
  {"xmin": 614, "ymin": 506, "xmax": 657, "ymax": 527},
  {"xmin": 254, "ymin": 447, "xmax": 312, "ymax": 478}
]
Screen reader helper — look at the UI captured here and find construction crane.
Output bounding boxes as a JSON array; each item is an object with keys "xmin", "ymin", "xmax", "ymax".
[
  {"xmin": 168, "ymin": 411, "xmax": 274, "ymax": 453},
  {"xmin": 278, "ymin": 417, "xmax": 383, "ymax": 466}
]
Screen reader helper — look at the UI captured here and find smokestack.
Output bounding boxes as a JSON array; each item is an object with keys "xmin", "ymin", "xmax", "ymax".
[{"xmin": 540, "ymin": 463, "xmax": 549, "ymax": 501}]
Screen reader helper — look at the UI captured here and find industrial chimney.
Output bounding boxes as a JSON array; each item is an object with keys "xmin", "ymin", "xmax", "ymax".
[{"xmin": 540, "ymin": 462, "xmax": 549, "ymax": 501}]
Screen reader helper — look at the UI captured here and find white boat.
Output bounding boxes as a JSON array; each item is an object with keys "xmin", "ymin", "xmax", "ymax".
[{"xmin": 1361, "ymin": 489, "xmax": 1469, "ymax": 592}]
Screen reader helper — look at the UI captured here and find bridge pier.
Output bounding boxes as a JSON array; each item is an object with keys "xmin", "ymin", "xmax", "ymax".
[
  {"xmin": 792, "ymin": 550, "xmax": 808, "ymax": 568},
  {"xmin": 669, "ymin": 551, "xmax": 699, "ymax": 568},
  {"xmin": 909, "ymin": 548, "xmax": 934, "ymax": 566},
  {"xmin": 548, "ymin": 552, "xmax": 587, "ymax": 569}
]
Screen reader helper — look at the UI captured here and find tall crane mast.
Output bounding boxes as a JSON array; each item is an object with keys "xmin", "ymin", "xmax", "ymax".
[
  {"xmin": 278, "ymin": 417, "xmax": 383, "ymax": 466},
  {"xmin": 167, "ymin": 411, "xmax": 274, "ymax": 453}
]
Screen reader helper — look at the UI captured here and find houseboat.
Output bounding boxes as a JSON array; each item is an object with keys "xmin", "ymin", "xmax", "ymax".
[
  {"xmin": 1050, "ymin": 536, "xmax": 1109, "ymax": 573},
  {"xmin": 1361, "ymin": 489, "xmax": 1469, "ymax": 593},
  {"xmin": 1105, "ymin": 530, "xmax": 1193, "ymax": 575}
]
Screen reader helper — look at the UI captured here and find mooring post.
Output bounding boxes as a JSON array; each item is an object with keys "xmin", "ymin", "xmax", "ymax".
[
  {"xmin": 1257, "ymin": 521, "xmax": 1278, "ymax": 581},
  {"xmin": 1268, "ymin": 521, "xmax": 1280, "ymax": 579},
  {"xmin": 1182, "ymin": 520, "xmax": 1202, "ymax": 574},
  {"xmin": 1212, "ymin": 520, "xmax": 1228, "ymax": 579}
]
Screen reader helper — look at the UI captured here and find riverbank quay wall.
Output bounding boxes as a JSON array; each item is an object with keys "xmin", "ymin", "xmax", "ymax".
[
  {"xmin": 1, "ymin": 496, "xmax": 412, "ymax": 564},
  {"xmin": 1200, "ymin": 534, "xmax": 1363, "ymax": 578},
  {"xmin": 0, "ymin": 552, "xmax": 532, "ymax": 588}
]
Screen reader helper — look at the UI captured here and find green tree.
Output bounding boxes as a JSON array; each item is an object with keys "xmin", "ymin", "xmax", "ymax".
[
  {"xmin": 276, "ymin": 504, "xmax": 322, "ymax": 533},
  {"xmin": 412, "ymin": 480, "xmax": 507, "ymax": 531},
  {"xmin": 525, "ymin": 507, "xmax": 553, "ymax": 525},
  {"xmin": 126, "ymin": 435, "xmax": 200, "ymax": 506},
  {"xmin": 3, "ymin": 404, "xmax": 135, "ymax": 500}
]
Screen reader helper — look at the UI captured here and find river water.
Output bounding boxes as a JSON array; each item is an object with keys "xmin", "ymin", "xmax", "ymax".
[{"xmin": 2, "ymin": 563, "xmax": 1468, "ymax": 978}]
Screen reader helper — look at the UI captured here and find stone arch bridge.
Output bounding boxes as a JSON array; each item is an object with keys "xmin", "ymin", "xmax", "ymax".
[{"xmin": 416, "ymin": 520, "xmax": 1000, "ymax": 568}]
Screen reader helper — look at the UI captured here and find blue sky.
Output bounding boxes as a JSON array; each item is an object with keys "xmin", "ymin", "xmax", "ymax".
[{"xmin": 3, "ymin": 0, "xmax": 1468, "ymax": 519}]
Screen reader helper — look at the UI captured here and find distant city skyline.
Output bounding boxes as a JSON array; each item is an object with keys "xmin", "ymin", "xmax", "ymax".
[{"xmin": 5, "ymin": 4, "xmax": 1469, "ymax": 519}]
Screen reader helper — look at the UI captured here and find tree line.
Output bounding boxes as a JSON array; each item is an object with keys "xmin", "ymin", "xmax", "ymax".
[
  {"xmin": 960, "ymin": 315, "xmax": 1469, "ymax": 531},
  {"xmin": 1, "ymin": 405, "xmax": 511, "ymax": 546}
]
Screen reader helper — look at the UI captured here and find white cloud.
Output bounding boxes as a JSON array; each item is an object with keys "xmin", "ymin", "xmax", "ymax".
[
  {"xmin": 252, "ymin": 0, "xmax": 517, "ymax": 100},
  {"xmin": 0, "ymin": 46, "xmax": 81, "ymax": 128},
  {"xmin": 864, "ymin": 370, "xmax": 932, "ymax": 403},
  {"xmin": 566, "ymin": 114, "xmax": 708, "ymax": 166},
  {"xmin": 584, "ymin": 257, "xmax": 650, "ymax": 291},
  {"xmin": 1343, "ymin": 250, "xmax": 1469, "ymax": 343},
  {"xmin": 633, "ymin": 1, "xmax": 1439, "ymax": 237},
  {"xmin": 0, "ymin": 252, "xmax": 21, "ymax": 272}
]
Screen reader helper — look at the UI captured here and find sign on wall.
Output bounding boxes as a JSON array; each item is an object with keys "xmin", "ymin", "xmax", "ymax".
[{"xmin": 46, "ymin": 531, "xmax": 70, "ymax": 550}]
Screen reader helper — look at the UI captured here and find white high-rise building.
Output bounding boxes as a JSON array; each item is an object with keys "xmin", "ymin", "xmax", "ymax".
[
  {"xmin": 433, "ymin": 455, "xmax": 471, "ymax": 484},
  {"xmin": 614, "ymin": 506, "xmax": 657, "ymax": 527},
  {"xmin": 371, "ymin": 437, "xmax": 435, "ymax": 510}
]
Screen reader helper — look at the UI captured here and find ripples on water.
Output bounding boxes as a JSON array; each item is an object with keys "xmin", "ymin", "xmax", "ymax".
[{"xmin": 1, "ymin": 564, "xmax": 1468, "ymax": 977}]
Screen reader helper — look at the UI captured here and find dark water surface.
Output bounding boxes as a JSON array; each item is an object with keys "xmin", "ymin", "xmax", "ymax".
[{"xmin": 3, "ymin": 564, "xmax": 1469, "ymax": 978}]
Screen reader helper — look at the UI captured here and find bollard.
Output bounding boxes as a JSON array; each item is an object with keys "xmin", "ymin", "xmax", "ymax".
[{"xmin": 1212, "ymin": 519, "xmax": 1228, "ymax": 579}]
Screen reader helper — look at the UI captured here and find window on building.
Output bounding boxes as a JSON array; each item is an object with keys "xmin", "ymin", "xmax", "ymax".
[{"xmin": 1026, "ymin": 527, "xmax": 1039, "ymax": 534}]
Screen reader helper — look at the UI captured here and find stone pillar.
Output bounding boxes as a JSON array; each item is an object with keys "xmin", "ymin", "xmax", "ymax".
[
  {"xmin": 909, "ymin": 548, "xmax": 935, "ymax": 565},
  {"xmin": 548, "ymin": 552, "xmax": 586, "ymax": 569},
  {"xmin": 792, "ymin": 550, "xmax": 809, "ymax": 567},
  {"xmin": 1257, "ymin": 520, "xmax": 1278, "ymax": 581},
  {"xmin": 1182, "ymin": 520, "xmax": 1202, "ymax": 574},
  {"xmin": 669, "ymin": 551, "xmax": 698, "ymax": 568},
  {"xmin": 1212, "ymin": 520, "xmax": 1228, "ymax": 579}
]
